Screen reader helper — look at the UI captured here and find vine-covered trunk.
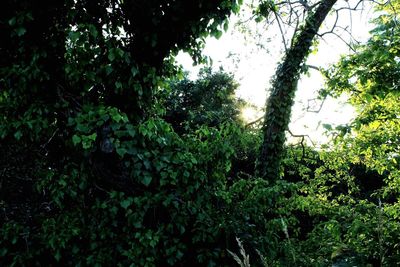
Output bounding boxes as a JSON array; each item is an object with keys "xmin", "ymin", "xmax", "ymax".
[{"xmin": 257, "ymin": 0, "xmax": 338, "ymax": 181}]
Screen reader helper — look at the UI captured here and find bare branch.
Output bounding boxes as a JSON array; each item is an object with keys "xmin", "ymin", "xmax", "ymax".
[
  {"xmin": 245, "ymin": 116, "xmax": 264, "ymax": 128},
  {"xmin": 318, "ymin": 29, "xmax": 357, "ymax": 52},
  {"xmin": 41, "ymin": 128, "xmax": 59, "ymax": 150},
  {"xmin": 305, "ymin": 64, "xmax": 322, "ymax": 72},
  {"xmin": 287, "ymin": 129, "xmax": 316, "ymax": 159},
  {"xmin": 274, "ymin": 10, "xmax": 289, "ymax": 52},
  {"xmin": 306, "ymin": 96, "xmax": 326, "ymax": 113}
]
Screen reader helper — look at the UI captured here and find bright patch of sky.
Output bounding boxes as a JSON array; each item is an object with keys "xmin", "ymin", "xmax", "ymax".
[{"xmin": 176, "ymin": 0, "xmax": 376, "ymax": 145}]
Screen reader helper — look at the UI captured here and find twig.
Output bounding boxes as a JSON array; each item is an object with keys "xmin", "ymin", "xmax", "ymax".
[
  {"xmin": 287, "ymin": 129, "xmax": 316, "ymax": 159},
  {"xmin": 274, "ymin": 10, "xmax": 289, "ymax": 52},
  {"xmin": 41, "ymin": 128, "xmax": 59, "ymax": 150},
  {"xmin": 306, "ymin": 96, "xmax": 326, "ymax": 113},
  {"xmin": 245, "ymin": 116, "xmax": 264, "ymax": 128}
]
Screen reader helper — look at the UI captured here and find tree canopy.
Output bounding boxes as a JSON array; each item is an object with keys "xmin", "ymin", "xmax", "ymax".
[{"xmin": 2, "ymin": 0, "xmax": 400, "ymax": 266}]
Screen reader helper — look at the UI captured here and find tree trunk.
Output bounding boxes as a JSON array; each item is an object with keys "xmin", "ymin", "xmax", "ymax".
[{"xmin": 257, "ymin": 0, "xmax": 338, "ymax": 181}]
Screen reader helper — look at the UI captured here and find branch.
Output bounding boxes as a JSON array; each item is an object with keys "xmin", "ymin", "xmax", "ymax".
[
  {"xmin": 287, "ymin": 129, "xmax": 316, "ymax": 146},
  {"xmin": 245, "ymin": 116, "xmax": 264, "ymax": 128},
  {"xmin": 274, "ymin": 10, "xmax": 289, "ymax": 52},
  {"xmin": 287, "ymin": 129, "xmax": 316, "ymax": 159},
  {"xmin": 41, "ymin": 128, "xmax": 59, "ymax": 150},
  {"xmin": 306, "ymin": 96, "xmax": 326, "ymax": 113},
  {"xmin": 318, "ymin": 29, "xmax": 357, "ymax": 52},
  {"xmin": 305, "ymin": 64, "xmax": 322, "ymax": 72}
]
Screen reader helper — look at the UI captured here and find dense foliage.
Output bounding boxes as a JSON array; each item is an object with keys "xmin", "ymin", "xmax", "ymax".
[
  {"xmin": 0, "ymin": 1, "xmax": 243, "ymax": 266},
  {"xmin": 310, "ymin": 2, "xmax": 400, "ymax": 264},
  {"xmin": 2, "ymin": 0, "xmax": 400, "ymax": 266},
  {"xmin": 163, "ymin": 68, "xmax": 246, "ymax": 134}
]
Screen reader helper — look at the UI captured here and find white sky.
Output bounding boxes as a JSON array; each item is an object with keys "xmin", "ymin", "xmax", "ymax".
[{"xmin": 176, "ymin": 0, "xmax": 376, "ymax": 145}]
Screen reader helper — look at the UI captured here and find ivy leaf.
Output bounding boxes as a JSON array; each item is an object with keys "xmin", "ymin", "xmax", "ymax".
[
  {"xmin": 143, "ymin": 159, "xmax": 151, "ymax": 170},
  {"xmin": 8, "ymin": 17, "xmax": 16, "ymax": 26},
  {"xmin": 115, "ymin": 81, "xmax": 122, "ymax": 89},
  {"xmin": 82, "ymin": 141, "xmax": 91, "ymax": 149},
  {"xmin": 68, "ymin": 31, "xmax": 80, "ymax": 42},
  {"xmin": 87, "ymin": 133, "xmax": 97, "ymax": 141},
  {"xmin": 72, "ymin": 135, "xmax": 81, "ymax": 145},
  {"xmin": 126, "ymin": 124, "xmax": 136, "ymax": 137},
  {"xmin": 141, "ymin": 175, "xmax": 152, "ymax": 186},
  {"xmin": 120, "ymin": 198, "xmax": 133, "ymax": 209},
  {"xmin": 14, "ymin": 130, "xmax": 22, "ymax": 140},
  {"xmin": 322, "ymin": 124, "xmax": 332, "ymax": 131},
  {"xmin": 54, "ymin": 251, "xmax": 61, "ymax": 261},
  {"xmin": 116, "ymin": 147, "xmax": 127, "ymax": 157},
  {"xmin": 105, "ymin": 65, "xmax": 113, "ymax": 76},
  {"xmin": 108, "ymin": 51, "xmax": 115, "ymax": 62},
  {"xmin": 131, "ymin": 66, "xmax": 139, "ymax": 77},
  {"xmin": 16, "ymin": 27, "xmax": 26, "ymax": 36},
  {"xmin": 88, "ymin": 24, "xmax": 98, "ymax": 38}
]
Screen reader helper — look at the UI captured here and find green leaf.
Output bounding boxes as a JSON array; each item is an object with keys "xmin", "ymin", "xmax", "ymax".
[
  {"xmin": 14, "ymin": 130, "xmax": 22, "ymax": 140},
  {"xmin": 120, "ymin": 198, "xmax": 133, "ymax": 209},
  {"xmin": 126, "ymin": 124, "xmax": 136, "ymax": 137},
  {"xmin": 0, "ymin": 248, "xmax": 8, "ymax": 257},
  {"xmin": 143, "ymin": 159, "xmax": 151, "ymax": 170},
  {"xmin": 214, "ymin": 30, "xmax": 223, "ymax": 39},
  {"xmin": 82, "ymin": 139, "xmax": 93, "ymax": 149},
  {"xmin": 116, "ymin": 147, "xmax": 127, "ymax": 157},
  {"xmin": 115, "ymin": 48, "xmax": 124, "ymax": 57},
  {"xmin": 88, "ymin": 24, "xmax": 98, "ymax": 38},
  {"xmin": 8, "ymin": 17, "xmax": 16, "ymax": 26},
  {"xmin": 223, "ymin": 21, "xmax": 229, "ymax": 32},
  {"xmin": 131, "ymin": 66, "xmax": 139, "ymax": 77},
  {"xmin": 322, "ymin": 124, "xmax": 332, "ymax": 131},
  {"xmin": 54, "ymin": 250, "xmax": 61, "ymax": 261},
  {"xmin": 69, "ymin": 31, "xmax": 80, "ymax": 42},
  {"xmin": 108, "ymin": 51, "xmax": 115, "ymax": 62},
  {"xmin": 105, "ymin": 65, "xmax": 113, "ymax": 76},
  {"xmin": 115, "ymin": 81, "xmax": 122, "ymax": 89},
  {"xmin": 72, "ymin": 135, "xmax": 81, "ymax": 145},
  {"xmin": 88, "ymin": 133, "xmax": 97, "ymax": 141},
  {"xmin": 142, "ymin": 175, "xmax": 152, "ymax": 186},
  {"xmin": 16, "ymin": 27, "xmax": 26, "ymax": 36}
]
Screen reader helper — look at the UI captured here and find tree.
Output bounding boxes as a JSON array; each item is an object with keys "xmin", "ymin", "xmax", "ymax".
[
  {"xmin": 0, "ymin": 1, "xmax": 243, "ymax": 265},
  {"xmin": 256, "ymin": 0, "xmax": 338, "ymax": 181},
  {"xmin": 322, "ymin": 0, "xmax": 400, "ymax": 199},
  {"xmin": 163, "ymin": 68, "xmax": 263, "ymax": 178},
  {"xmin": 163, "ymin": 68, "xmax": 245, "ymax": 134},
  {"xmin": 298, "ymin": 1, "xmax": 400, "ymax": 264}
]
